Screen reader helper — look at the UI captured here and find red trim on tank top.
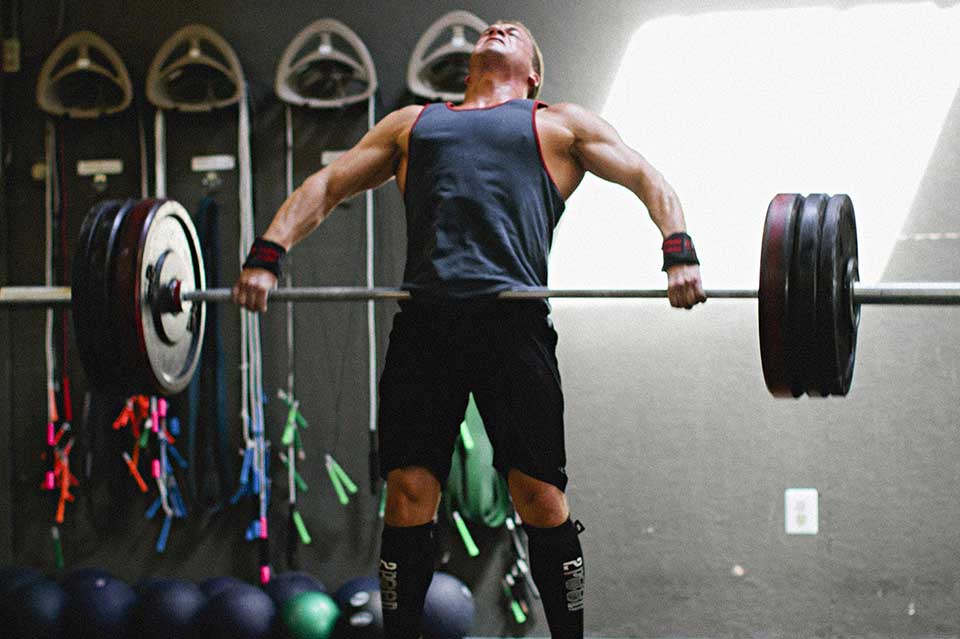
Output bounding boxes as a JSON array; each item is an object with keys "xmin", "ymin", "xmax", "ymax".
[
  {"xmin": 444, "ymin": 98, "xmax": 518, "ymax": 111},
  {"xmin": 532, "ymin": 100, "xmax": 562, "ymax": 196},
  {"xmin": 408, "ymin": 103, "xmax": 430, "ymax": 138},
  {"xmin": 401, "ymin": 104, "xmax": 431, "ymax": 198}
]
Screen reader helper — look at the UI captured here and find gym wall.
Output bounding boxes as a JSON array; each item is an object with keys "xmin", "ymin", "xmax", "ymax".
[{"xmin": 1, "ymin": 1, "xmax": 959, "ymax": 637}]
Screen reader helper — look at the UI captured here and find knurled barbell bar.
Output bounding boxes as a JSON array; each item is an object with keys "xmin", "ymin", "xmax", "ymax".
[
  {"xmin": 1, "ymin": 195, "xmax": 958, "ymax": 397},
  {"xmin": 3, "ymin": 284, "xmax": 959, "ymax": 305}
]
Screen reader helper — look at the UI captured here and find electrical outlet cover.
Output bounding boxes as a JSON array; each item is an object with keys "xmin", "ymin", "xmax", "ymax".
[{"xmin": 784, "ymin": 488, "xmax": 819, "ymax": 535}]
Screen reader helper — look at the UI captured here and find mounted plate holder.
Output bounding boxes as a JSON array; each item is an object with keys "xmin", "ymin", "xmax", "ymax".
[
  {"xmin": 406, "ymin": 10, "xmax": 487, "ymax": 103},
  {"xmin": 275, "ymin": 19, "xmax": 377, "ymax": 109},
  {"xmin": 146, "ymin": 24, "xmax": 243, "ymax": 112},
  {"xmin": 36, "ymin": 30, "xmax": 133, "ymax": 118}
]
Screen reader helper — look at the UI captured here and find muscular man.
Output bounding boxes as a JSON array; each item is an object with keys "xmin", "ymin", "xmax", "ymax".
[{"xmin": 234, "ymin": 20, "xmax": 705, "ymax": 638}]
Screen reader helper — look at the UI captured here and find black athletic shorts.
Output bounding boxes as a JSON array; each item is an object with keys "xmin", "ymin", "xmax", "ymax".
[{"xmin": 377, "ymin": 298, "xmax": 568, "ymax": 492}]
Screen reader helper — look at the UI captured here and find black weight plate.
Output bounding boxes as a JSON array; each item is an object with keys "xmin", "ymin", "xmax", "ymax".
[
  {"xmin": 71, "ymin": 198, "xmax": 119, "ymax": 388},
  {"xmin": 72, "ymin": 198, "xmax": 136, "ymax": 391},
  {"xmin": 112, "ymin": 199, "xmax": 160, "ymax": 394},
  {"xmin": 816, "ymin": 194, "xmax": 860, "ymax": 396},
  {"xmin": 98, "ymin": 198, "xmax": 140, "ymax": 390},
  {"xmin": 759, "ymin": 193, "xmax": 804, "ymax": 397},
  {"xmin": 789, "ymin": 194, "xmax": 827, "ymax": 397}
]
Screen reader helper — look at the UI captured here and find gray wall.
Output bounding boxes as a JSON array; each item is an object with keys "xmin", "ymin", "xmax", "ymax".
[{"xmin": 1, "ymin": 1, "xmax": 959, "ymax": 637}]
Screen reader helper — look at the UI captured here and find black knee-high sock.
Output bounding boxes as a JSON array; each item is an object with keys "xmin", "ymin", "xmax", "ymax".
[
  {"xmin": 379, "ymin": 521, "xmax": 438, "ymax": 639},
  {"xmin": 524, "ymin": 518, "xmax": 585, "ymax": 639}
]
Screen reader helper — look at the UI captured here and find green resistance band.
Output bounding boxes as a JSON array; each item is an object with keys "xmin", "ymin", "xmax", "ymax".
[
  {"xmin": 459, "ymin": 420, "xmax": 475, "ymax": 451},
  {"xmin": 279, "ymin": 452, "xmax": 308, "ymax": 492},
  {"xmin": 452, "ymin": 510, "xmax": 479, "ymax": 557},
  {"xmin": 280, "ymin": 399, "xmax": 307, "ymax": 447},
  {"xmin": 277, "ymin": 389, "xmax": 308, "ymax": 427},
  {"xmin": 501, "ymin": 581, "xmax": 527, "ymax": 624},
  {"xmin": 291, "ymin": 508, "xmax": 312, "ymax": 545},
  {"xmin": 325, "ymin": 453, "xmax": 358, "ymax": 505}
]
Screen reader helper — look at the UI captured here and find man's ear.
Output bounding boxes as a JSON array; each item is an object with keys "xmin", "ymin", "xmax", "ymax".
[
  {"xmin": 464, "ymin": 74, "xmax": 471, "ymax": 87},
  {"xmin": 528, "ymin": 72, "xmax": 541, "ymax": 93}
]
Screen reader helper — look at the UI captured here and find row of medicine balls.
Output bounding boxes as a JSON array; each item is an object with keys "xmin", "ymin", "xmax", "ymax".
[{"xmin": 0, "ymin": 565, "xmax": 475, "ymax": 639}]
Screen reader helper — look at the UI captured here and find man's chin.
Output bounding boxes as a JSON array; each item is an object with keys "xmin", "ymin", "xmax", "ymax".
[{"xmin": 476, "ymin": 39, "xmax": 506, "ymax": 53}]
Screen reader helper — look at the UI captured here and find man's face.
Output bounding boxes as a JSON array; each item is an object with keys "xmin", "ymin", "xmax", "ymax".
[{"xmin": 473, "ymin": 22, "xmax": 534, "ymax": 74}]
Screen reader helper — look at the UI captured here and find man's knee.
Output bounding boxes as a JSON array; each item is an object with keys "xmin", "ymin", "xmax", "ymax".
[
  {"xmin": 385, "ymin": 466, "xmax": 442, "ymax": 526},
  {"xmin": 508, "ymin": 468, "xmax": 569, "ymax": 527}
]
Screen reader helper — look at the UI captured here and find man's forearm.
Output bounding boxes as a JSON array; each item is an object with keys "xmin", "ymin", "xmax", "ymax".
[
  {"xmin": 261, "ymin": 173, "xmax": 338, "ymax": 250},
  {"xmin": 638, "ymin": 174, "xmax": 686, "ymax": 239}
]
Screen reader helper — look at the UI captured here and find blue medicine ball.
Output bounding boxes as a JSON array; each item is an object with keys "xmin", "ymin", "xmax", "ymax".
[
  {"xmin": 333, "ymin": 576, "xmax": 383, "ymax": 639},
  {"xmin": 422, "ymin": 573, "xmax": 475, "ymax": 639},
  {"xmin": 62, "ymin": 574, "xmax": 137, "ymax": 639},
  {"xmin": 131, "ymin": 578, "xmax": 206, "ymax": 639},
  {"xmin": 7, "ymin": 577, "xmax": 67, "ymax": 639},
  {"xmin": 264, "ymin": 570, "xmax": 326, "ymax": 610},
  {"xmin": 193, "ymin": 582, "xmax": 275, "ymax": 639},
  {"xmin": 198, "ymin": 575, "xmax": 247, "ymax": 599},
  {"xmin": 60, "ymin": 566, "xmax": 114, "ymax": 597},
  {"xmin": 0, "ymin": 565, "xmax": 45, "ymax": 626}
]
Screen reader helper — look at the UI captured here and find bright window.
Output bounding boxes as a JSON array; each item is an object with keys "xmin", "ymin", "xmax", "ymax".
[{"xmin": 550, "ymin": 3, "xmax": 960, "ymax": 292}]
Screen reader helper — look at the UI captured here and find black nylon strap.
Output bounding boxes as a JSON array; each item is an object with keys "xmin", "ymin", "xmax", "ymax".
[
  {"xmin": 661, "ymin": 232, "xmax": 699, "ymax": 271},
  {"xmin": 243, "ymin": 237, "xmax": 287, "ymax": 278}
]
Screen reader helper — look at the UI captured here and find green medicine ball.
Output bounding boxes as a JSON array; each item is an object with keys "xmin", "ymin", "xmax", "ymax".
[{"xmin": 282, "ymin": 591, "xmax": 340, "ymax": 639}]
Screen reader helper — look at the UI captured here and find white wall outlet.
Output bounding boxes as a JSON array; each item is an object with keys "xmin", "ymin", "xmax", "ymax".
[{"xmin": 784, "ymin": 488, "xmax": 818, "ymax": 535}]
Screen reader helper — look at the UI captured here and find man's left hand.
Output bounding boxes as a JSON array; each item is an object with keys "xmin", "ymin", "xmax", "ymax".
[{"xmin": 666, "ymin": 264, "xmax": 706, "ymax": 309}]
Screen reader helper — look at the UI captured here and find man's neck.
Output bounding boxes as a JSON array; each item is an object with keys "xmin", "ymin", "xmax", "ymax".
[{"xmin": 460, "ymin": 72, "xmax": 529, "ymax": 108}]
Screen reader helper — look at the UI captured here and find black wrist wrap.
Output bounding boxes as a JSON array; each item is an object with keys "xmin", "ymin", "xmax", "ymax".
[
  {"xmin": 243, "ymin": 237, "xmax": 286, "ymax": 278},
  {"xmin": 661, "ymin": 232, "xmax": 699, "ymax": 271}
]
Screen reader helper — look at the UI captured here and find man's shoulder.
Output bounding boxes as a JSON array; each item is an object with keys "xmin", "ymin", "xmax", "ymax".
[
  {"xmin": 379, "ymin": 104, "xmax": 426, "ymax": 130},
  {"xmin": 539, "ymin": 102, "xmax": 592, "ymax": 116},
  {"xmin": 538, "ymin": 102, "xmax": 597, "ymax": 127},
  {"xmin": 393, "ymin": 104, "xmax": 428, "ymax": 119},
  {"xmin": 370, "ymin": 105, "xmax": 427, "ymax": 148}
]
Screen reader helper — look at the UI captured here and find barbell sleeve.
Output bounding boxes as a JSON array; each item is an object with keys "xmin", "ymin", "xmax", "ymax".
[
  {"xmin": 0, "ymin": 286, "xmax": 72, "ymax": 306},
  {"xmin": 849, "ymin": 282, "xmax": 960, "ymax": 306}
]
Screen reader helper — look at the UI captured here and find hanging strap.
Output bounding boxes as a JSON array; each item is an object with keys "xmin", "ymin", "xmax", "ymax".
[{"xmin": 365, "ymin": 93, "xmax": 379, "ymax": 495}]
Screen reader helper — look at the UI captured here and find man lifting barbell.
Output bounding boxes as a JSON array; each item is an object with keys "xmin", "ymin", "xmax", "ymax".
[{"xmin": 233, "ymin": 20, "xmax": 705, "ymax": 639}]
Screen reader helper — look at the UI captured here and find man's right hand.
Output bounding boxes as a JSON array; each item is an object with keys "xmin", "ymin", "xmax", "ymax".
[
  {"xmin": 666, "ymin": 263, "xmax": 707, "ymax": 309},
  {"xmin": 232, "ymin": 268, "xmax": 278, "ymax": 312}
]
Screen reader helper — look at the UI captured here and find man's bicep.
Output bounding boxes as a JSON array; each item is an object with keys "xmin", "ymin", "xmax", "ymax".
[
  {"xmin": 324, "ymin": 142, "xmax": 397, "ymax": 199},
  {"xmin": 570, "ymin": 108, "xmax": 659, "ymax": 193},
  {"xmin": 321, "ymin": 107, "xmax": 416, "ymax": 200}
]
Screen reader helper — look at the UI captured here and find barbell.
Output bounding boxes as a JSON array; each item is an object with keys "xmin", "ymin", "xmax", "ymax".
[{"xmin": 1, "ymin": 195, "xmax": 958, "ymax": 398}]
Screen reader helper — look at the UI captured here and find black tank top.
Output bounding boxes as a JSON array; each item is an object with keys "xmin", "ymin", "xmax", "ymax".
[{"xmin": 402, "ymin": 98, "xmax": 565, "ymax": 300}]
